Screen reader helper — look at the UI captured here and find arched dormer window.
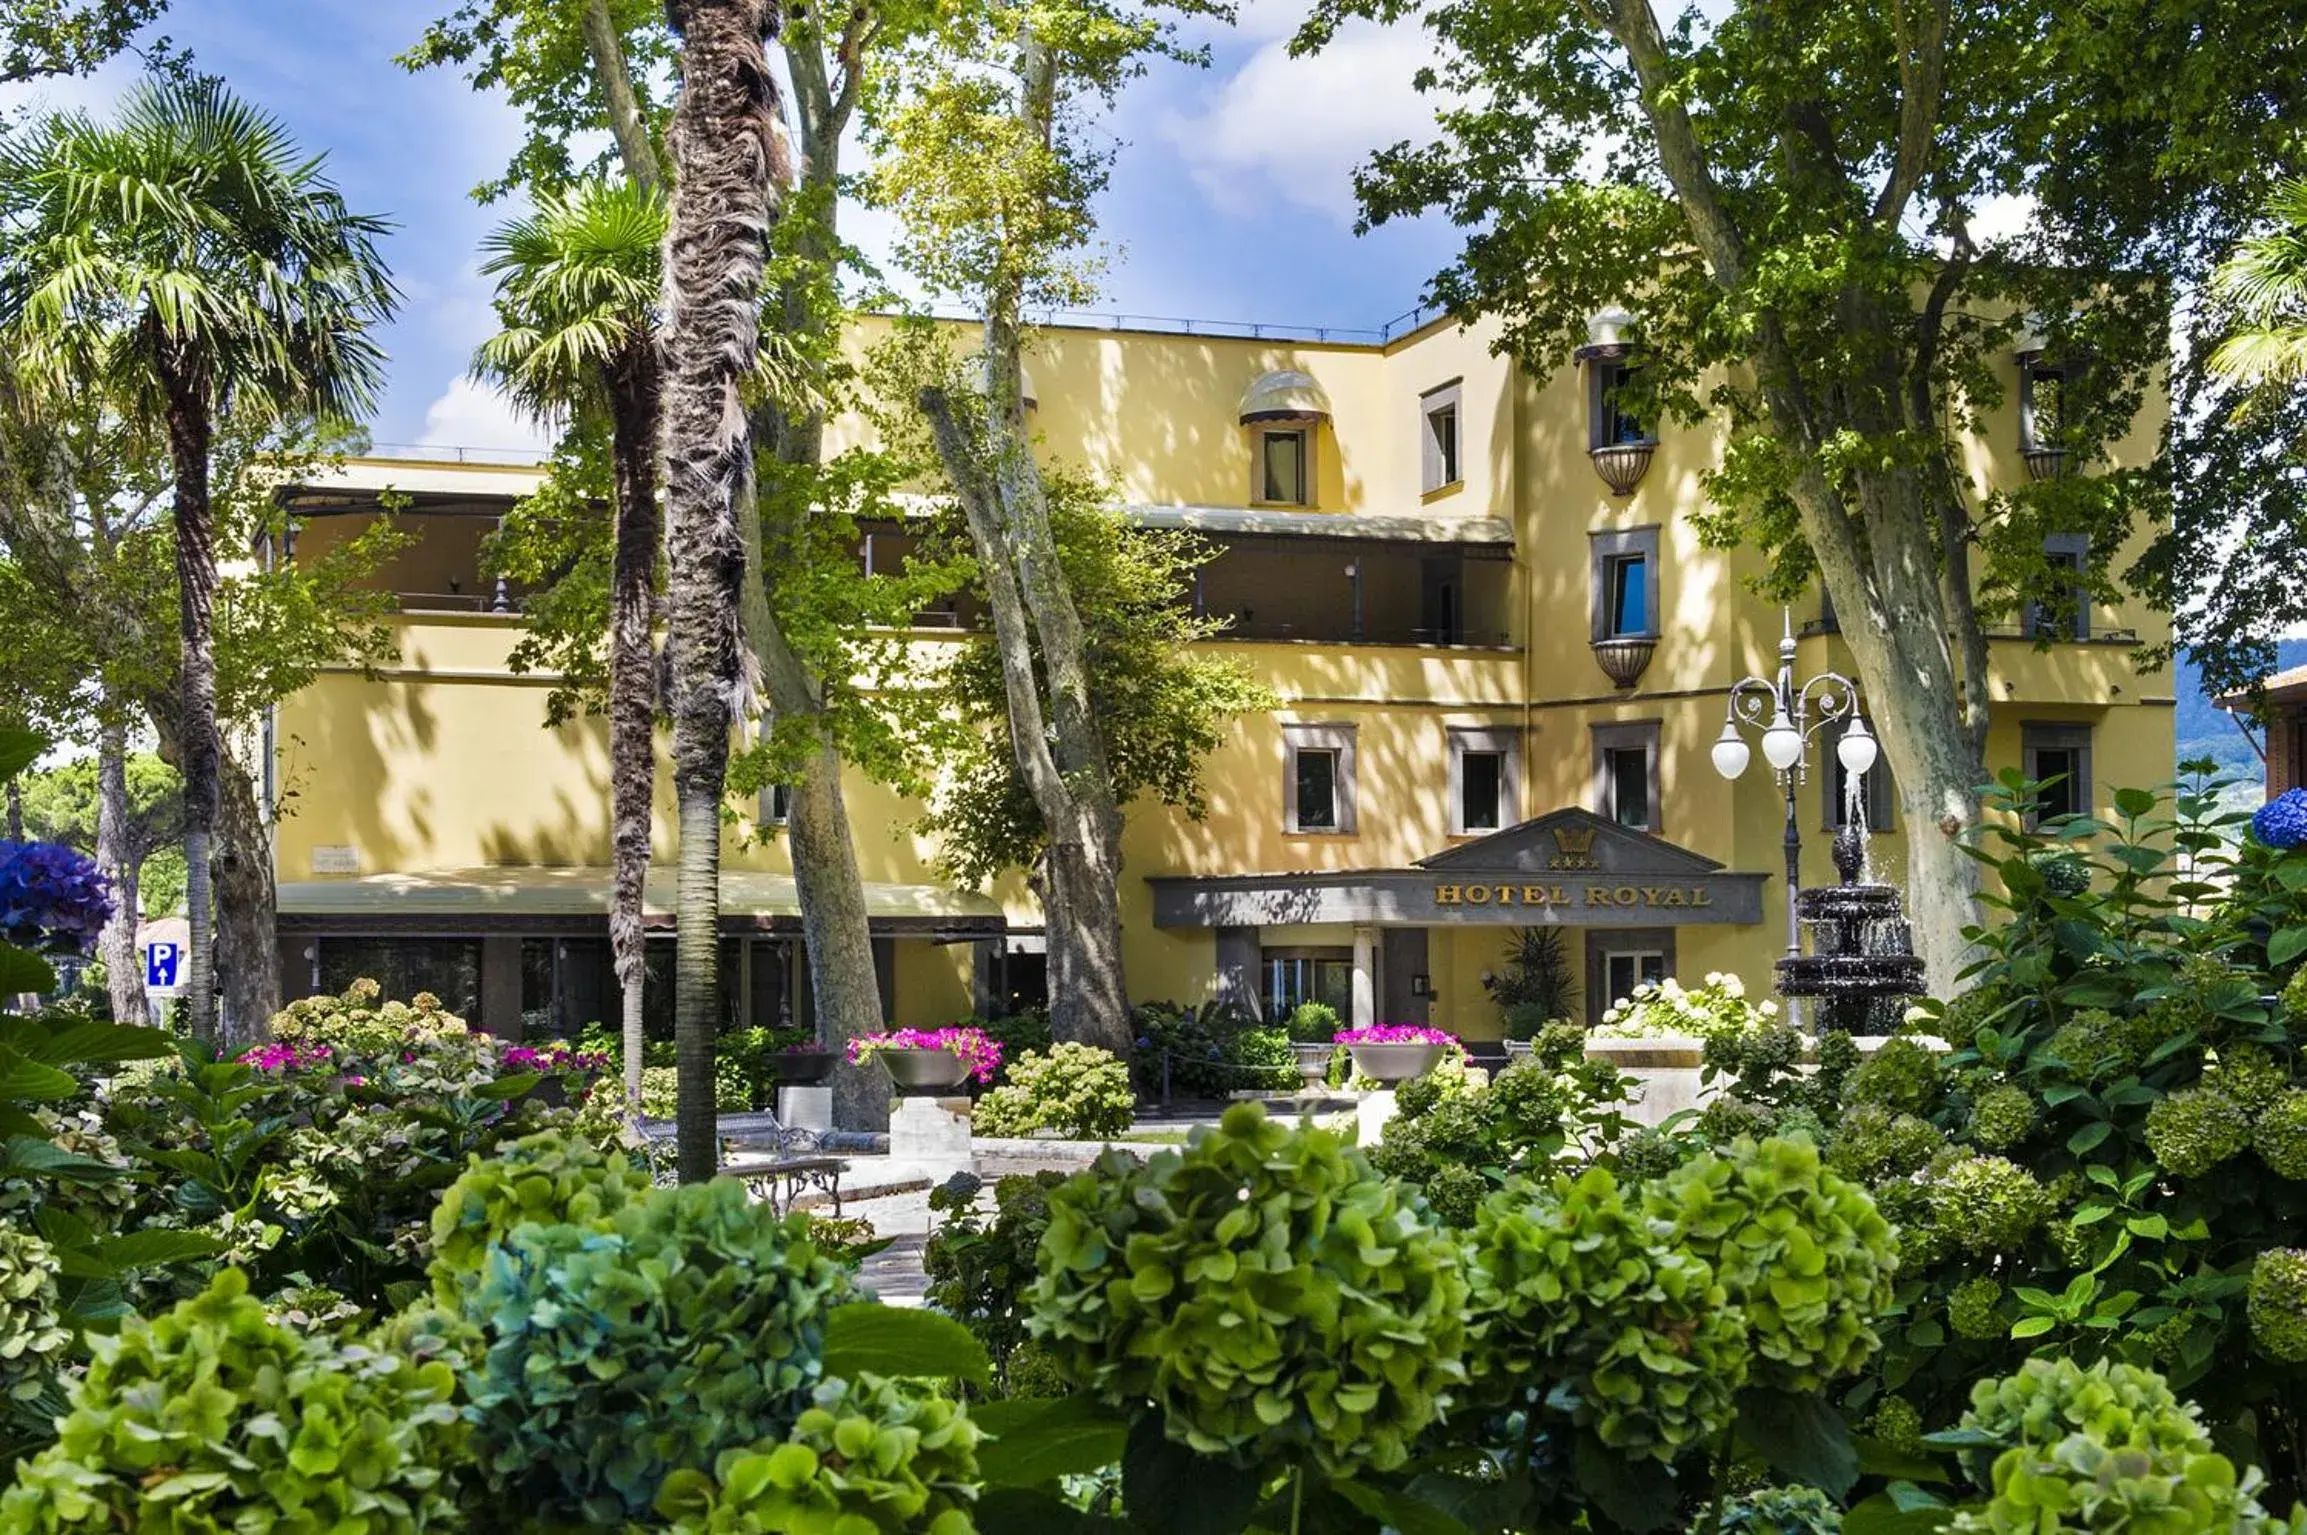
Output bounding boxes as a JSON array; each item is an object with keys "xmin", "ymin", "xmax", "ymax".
[
  {"xmin": 1574, "ymin": 307, "xmax": 1655, "ymax": 496},
  {"xmin": 1240, "ymin": 369, "xmax": 1332, "ymax": 507}
]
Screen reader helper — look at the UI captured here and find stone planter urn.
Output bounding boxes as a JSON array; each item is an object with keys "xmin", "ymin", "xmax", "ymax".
[
  {"xmin": 1345, "ymin": 1042, "xmax": 1446, "ymax": 1084},
  {"xmin": 875, "ymin": 1047, "xmax": 972, "ymax": 1093},
  {"xmin": 771, "ymin": 1048, "xmax": 838, "ymax": 1086},
  {"xmin": 1291, "ymin": 1042, "xmax": 1335, "ymax": 1088}
]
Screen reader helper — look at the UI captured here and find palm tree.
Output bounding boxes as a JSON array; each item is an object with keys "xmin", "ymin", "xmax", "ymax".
[
  {"xmin": 2212, "ymin": 178, "xmax": 2307, "ymax": 388},
  {"xmin": 473, "ymin": 177, "xmax": 666, "ymax": 1112},
  {"xmin": 0, "ymin": 79, "xmax": 395, "ymax": 1051},
  {"xmin": 660, "ymin": 0, "xmax": 790, "ymax": 1182}
]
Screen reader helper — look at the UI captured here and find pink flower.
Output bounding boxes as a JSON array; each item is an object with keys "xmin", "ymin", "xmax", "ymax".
[
  {"xmin": 848, "ymin": 1026, "xmax": 1003, "ymax": 1084},
  {"xmin": 1334, "ymin": 1024, "xmax": 1457, "ymax": 1046}
]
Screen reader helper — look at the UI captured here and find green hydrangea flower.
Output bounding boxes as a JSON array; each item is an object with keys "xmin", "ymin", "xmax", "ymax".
[
  {"xmin": 1716, "ymin": 1484, "xmax": 1842, "ymax": 1534},
  {"xmin": 2282, "ymin": 968, "xmax": 2307, "ymax": 1029},
  {"xmin": 653, "ymin": 1374, "xmax": 982, "ymax": 1535},
  {"xmin": 2250, "ymin": 1250, "xmax": 2307, "ymax": 1364},
  {"xmin": 1423, "ymin": 1163, "xmax": 1489, "ymax": 1229},
  {"xmin": 1949, "ymin": 1357, "xmax": 2300, "ymax": 1533},
  {"xmin": 1930, "ymin": 1155, "xmax": 2053, "ymax": 1255},
  {"xmin": 0, "ymin": 1228, "xmax": 71, "ymax": 1405},
  {"xmin": 1644, "ymin": 1136, "xmax": 1898, "ymax": 1393},
  {"xmin": 1468, "ymin": 1166, "xmax": 1747, "ymax": 1461},
  {"xmin": 428, "ymin": 1128, "xmax": 653, "ymax": 1302},
  {"xmin": 1968, "ymin": 1084, "xmax": 2038, "ymax": 1152},
  {"xmin": 2144, "ymin": 1088, "xmax": 2251, "ymax": 1179},
  {"xmin": 2256, "ymin": 1090, "xmax": 2307, "ymax": 1181},
  {"xmin": 1949, "ymin": 1276, "xmax": 2006, "ymax": 1341},
  {"xmin": 1027, "ymin": 1103, "xmax": 1470, "ymax": 1477},
  {"xmin": 1870, "ymin": 1396, "xmax": 1926, "ymax": 1457},
  {"xmin": 0, "ymin": 1269, "xmax": 463, "ymax": 1529},
  {"xmin": 1826, "ymin": 1102, "xmax": 1945, "ymax": 1182},
  {"xmin": 1845, "ymin": 1038, "xmax": 1946, "ymax": 1116},
  {"xmin": 2045, "ymin": 1009, "xmax": 2154, "ymax": 1082},
  {"xmin": 2204, "ymin": 1045, "xmax": 2290, "ymax": 1112}
]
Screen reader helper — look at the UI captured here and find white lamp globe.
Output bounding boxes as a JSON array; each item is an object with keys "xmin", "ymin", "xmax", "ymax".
[
  {"xmin": 1710, "ymin": 721, "xmax": 1750, "ymax": 780},
  {"xmin": 1761, "ymin": 711, "xmax": 1803, "ymax": 772},
  {"xmin": 1837, "ymin": 716, "xmax": 1879, "ymax": 777}
]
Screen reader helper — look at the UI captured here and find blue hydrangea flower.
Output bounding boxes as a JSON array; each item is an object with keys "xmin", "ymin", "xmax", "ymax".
[
  {"xmin": 0, "ymin": 840, "xmax": 115, "ymax": 955},
  {"xmin": 2256, "ymin": 788, "xmax": 2307, "ymax": 851}
]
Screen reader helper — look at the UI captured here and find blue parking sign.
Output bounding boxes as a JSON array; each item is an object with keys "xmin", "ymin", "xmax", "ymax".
[{"xmin": 145, "ymin": 942, "xmax": 180, "ymax": 989}]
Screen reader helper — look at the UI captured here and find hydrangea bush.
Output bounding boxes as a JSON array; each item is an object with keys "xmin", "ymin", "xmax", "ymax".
[
  {"xmin": 1594, "ymin": 971, "xmax": 1778, "ymax": 1042},
  {"xmin": 970, "ymin": 1043, "xmax": 1134, "ymax": 1139},
  {"xmin": 0, "ymin": 839, "xmax": 113, "ymax": 954}
]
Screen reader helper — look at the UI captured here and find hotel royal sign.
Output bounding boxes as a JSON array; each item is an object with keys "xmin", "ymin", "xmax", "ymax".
[{"xmin": 1149, "ymin": 810, "xmax": 1769, "ymax": 930}]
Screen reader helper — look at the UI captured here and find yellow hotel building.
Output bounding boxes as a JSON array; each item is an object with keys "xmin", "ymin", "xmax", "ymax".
[{"xmin": 263, "ymin": 311, "xmax": 2174, "ymax": 1042}]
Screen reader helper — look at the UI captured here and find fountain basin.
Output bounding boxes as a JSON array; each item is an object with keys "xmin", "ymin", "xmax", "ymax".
[{"xmin": 1776, "ymin": 954, "xmax": 1927, "ymax": 997}]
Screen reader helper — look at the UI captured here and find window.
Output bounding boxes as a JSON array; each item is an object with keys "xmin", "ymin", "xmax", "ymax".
[
  {"xmin": 2027, "ymin": 534, "xmax": 2090, "ymax": 641},
  {"xmin": 1449, "ymin": 726, "xmax": 1519, "ymax": 835},
  {"xmin": 1589, "ymin": 526, "xmax": 1661, "ymax": 641},
  {"xmin": 1284, "ymin": 723, "xmax": 1357, "ymax": 833},
  {"xmin": 1603, "ymin": 950, "xmax": 1667, "ymax": 1009},
  {"xmin": 2022, "ymin": 723, "xmax": 2094, "ymax": 825},
  {"xmin": 1257, "ymin": 428, "xmax": 1308, "ymax": 505},
  {"xmin": 1585, "ymin": 930, "xmax": 1676, "ymax": 1026},
  {"xmin": 1824, "ymin": 719, "xmax": 1894, "ymax": 832},
  {"xmin": 1421, "ymin": 381, "xmax": 1462, "ymax": 493},
  {"xmin": 1263, "ymin": 948, "xmax": 1353, "ymax": 1018},
  {"xmin": 1590, "ymin": 360, "xmax": 1651, "ymax": 449},
  {"xmin": 317, "ymin": 938, "xmax": 482, "ymax": 1018},
  {"xmin": 763, "ymin": 784, "xmax": 792, "ymax": 825},
  {"xmin": 2021, "ymin": 363, "xmax": 2065, "ymax": 455},
  {"xmin": 1592, "ymin": 720, "xmax": 1662, "ymax": 833}
]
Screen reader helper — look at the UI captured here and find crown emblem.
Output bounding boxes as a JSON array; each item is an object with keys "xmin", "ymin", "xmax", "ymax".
[{"xmin": 1548, "ymin": 824, "xmax": 1600, "ymax": 869}]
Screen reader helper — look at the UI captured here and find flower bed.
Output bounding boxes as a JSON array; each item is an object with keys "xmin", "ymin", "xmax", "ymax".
[{"xmin": 1592, "ymin": 972, "xmax": 1777, "ymax": 1043}]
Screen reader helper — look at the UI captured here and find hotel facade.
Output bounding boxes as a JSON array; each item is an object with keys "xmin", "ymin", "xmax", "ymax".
[{"xmin": 262, "ymin": 312, "xmax": 2175, "ymax": 1043}]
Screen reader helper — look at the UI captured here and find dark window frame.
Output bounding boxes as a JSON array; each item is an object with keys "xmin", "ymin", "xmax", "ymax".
[
  {"xmin": 2027, "ymin": 532, "xmax": 2092, "ymax": 641},
  {"xmin": 1585, "ymin": 928, "xmax": 1677, "ymax": 1028},
  {"xmin": 1588, "ymin": 358, "xmax": 1654, "ymax": 450},
  {"xmin": 1591, "ymin": 718, "xmax": 1663, "ymax": 834},
  {"xmin": 1448, "ymin": 725, "xmax": 1520, "ymax": 835},
  {"xmin": 2020, "ymin": 361, "xmax": 2066, "ymax": 455},
  {"xmin": 1421, "ymin": 380, "xmax": 1463, "ymax": 493},
  {"xmin": 1589, "ymin": 525, "xmax": 1662, "ymax": 642},
  {"xmin": 2021, "ymin": 721, "xmax": 2095, "ymax": 826},
  {"xmin": 1284, "ymin": 722, "xmax": 1358, "ymax": 834},
  {"xmin": 1255, "ymin": 426, "xmax": 1310, "ymax": 506}
]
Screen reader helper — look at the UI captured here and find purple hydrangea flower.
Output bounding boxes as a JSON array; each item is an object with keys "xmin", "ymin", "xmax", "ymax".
[
  {"xmin": 0, "ymin": 840, "xmax": 115, "ymax": 955},
  {"xmin": 2255, "ymin": 788, "xmax": 2307, "ymax": 851}
]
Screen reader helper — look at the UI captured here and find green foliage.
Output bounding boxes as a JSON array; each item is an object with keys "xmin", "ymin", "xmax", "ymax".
[
  {"xmin": 1845, "ymin": 1036, "xmax": 1948, "ymax": 1117},
  {"xmin": 1715, "ymin": 1484, "xmax": 1842, "ymax": 1535},
  {"xmin": 1644, "ymin": 1137, "xmax": 1898, "ymax": 1394},
  {"xmin": 0, "ymin": 0, "xmax": 168, "ymax": 84},
  {"xmin": 970, "ymin": 1043, "xmax": 1134, "ymax": 1139},
  {"xmin": 1969, "ymin": 1084, "xmax": 2040, "ymax": 1152},
  {"xmin": 0, "ymin": 1268, "xmax": 463, "ymax": 1530},
  {"xmin": 0, "ymin": 1227, "xmax": 71, "ymax": 1406},
  {"xmin": 1283, "ymin": 1001, "xmax": 1339, "ymax": 1044},
  {"xmin": 654, "ymin": 1373, "xmax": 983, "ymax": 1534},
  {"xmin": 1826, "ymin": 1102, "xmax": 1947, "ymax": 1182},
  {"xmin": 1946, "ymin": 1358, "xmax": 2302, "ymax": 1532},
  {"xmin": 426, "ymin": 1127, "xmax": 651, "ymax": 1300},
  {"xmin": 1127, "ymin": 1001, "xmax": 1296, "ymax": 1096},
  {"xmin": 1950, "ymin": 1277, "xmax": 2009, "ymax": 1342},
  {"xmin": 1468, "ymin": 1165, "xmax": 1746, "ymax": 1461},
  {"xmin": 922, "ymin": 1171, "xmax": 1063, "ymax": 1388},
  {"xmin": 2145, "ymin": 1086, "xmax": 2253, "ymax": 1178},
  {"xmin": 16, "ymin": 752, "xmax": 185, "ymax": 918},
  {"xmin": 1931, "ymin": 1154, "xmax": 2055, "ymax": 1255},
  {"xmin": 1597, "ymin": 972, "xmax": 1780, "ymax": 1042},
  {"xmin": 434, "ymin": 1141, "xmax": 856, "ymax": 1521},
  {"xmin": 1027, "ymin": 1103, "xmax": 1470, "ymax": 1477},
  {"xmin": 1370, "ymin": 1052, "xmax": 1634, "ymax": 1219},
  {"xmin": 2256, "ymin": 1091, "xmax": 2307, "ymax": 1179},
  {"xmin": 1483, "ymin": 927, "xmax": 1579, "ymax": 1038}
]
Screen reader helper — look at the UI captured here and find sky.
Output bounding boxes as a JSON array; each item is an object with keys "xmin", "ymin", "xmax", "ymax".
[{"xmin": 0, "ymin": 0, "xmax": 1460, "ymax": 456}]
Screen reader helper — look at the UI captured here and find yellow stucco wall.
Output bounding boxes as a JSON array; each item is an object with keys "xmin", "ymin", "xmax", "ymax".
[{"xmin": 272, "ymin": 311, "xmax": 2175, "ymax": 1037}]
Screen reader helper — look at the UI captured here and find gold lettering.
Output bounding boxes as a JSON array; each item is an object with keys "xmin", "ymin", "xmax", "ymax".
[
  {"xmin": 1641, "ymin": 886, "xmax": 1666, "ymax": 906},
  {"xmin": 1586, "ymin": 885, "xmax": 1615, "ymax": 906},
  {"xmin": 1522, "ymin": 885, "xmax": 1550, "ymax": 907},
  {"xmin": 1435, "ymin": 884, "xmax": 1462, "ymax": 904},
  {"xmin": 1553, "ymin": 885, "xmax": 1570, "ymax": 905},
  {"xmin": 1661, "ymin": 888, "xmax": 1688, "ymax": 908},
  {"xmin": 1466, "ymin": 885, "xmax": 1491, "ymax": 905},
  {"xmin": 1692, "ymin": 888, "xmax": 1713, "ymax": 907},
  {"xmin": 1615, "ymin": 886, "xmax": 1640, "ymax": 906},
  {"xmin": 1493, "ymin": 885, "xmax": 1515, "ymax": 904}
]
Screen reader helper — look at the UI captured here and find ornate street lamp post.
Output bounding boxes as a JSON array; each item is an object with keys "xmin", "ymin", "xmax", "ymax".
[{"xmin": 1709, "ymin": 610, "xmax": 1878, "ymax": 1030}]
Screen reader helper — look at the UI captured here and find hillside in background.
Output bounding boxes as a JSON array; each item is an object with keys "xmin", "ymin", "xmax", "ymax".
[{"xmin": 2171, "ymin": 639, "xmax": 2307, "ymax": 796}]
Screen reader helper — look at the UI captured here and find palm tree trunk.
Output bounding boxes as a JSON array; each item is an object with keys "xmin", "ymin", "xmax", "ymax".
[
  {"xmin": 609, "ymin": 342, "xmax": 664, "ymax": 1112},
  {"xmin": 95, "ymin": 716, "xmax": 148, "ymax": 1026},
  {"xmin": 160, "ymin": 365, "xmax": 222, "ymax": 1054},
  {"xmin": 661, "ymin": 0, "xmax": 788, "ymax": 1184},
  {"xmin": 214, "ymin": 753, "xmax": 279, "ymax": 1044}
]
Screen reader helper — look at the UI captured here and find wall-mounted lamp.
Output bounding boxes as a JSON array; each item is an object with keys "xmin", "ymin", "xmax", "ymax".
[{"xmin": 1410, "ymin": 973, "xmax": 1431, "ymax": 998}]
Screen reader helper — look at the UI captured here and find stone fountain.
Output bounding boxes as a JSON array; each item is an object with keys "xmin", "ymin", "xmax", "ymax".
[{"xmin": 1775, "ymin": 821, "xmax": 1927, "ymax": 1035}]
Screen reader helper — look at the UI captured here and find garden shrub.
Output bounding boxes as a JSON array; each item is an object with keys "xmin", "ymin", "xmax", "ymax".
[
  {"xmin": 1967, "ymin": 1083, "xmax": 2038, "ymax": 1151},
  {"xmin": 1127, "ymin": 1000, "xmax": 1296, "ymax": 1097},
  {"xmin": 1929, "ymin": 1153, "xmax": 2054, "ymax": 1255},
  {"xmin": 653, "ymin": 1373, "xmax": 982, "ymax": 1534},
  {"xmin": 1283, "ymin": 1000, "xmax": 1339, "ymax": 1043},
  {"xmin": 425, "ymin": 1135, "xmax": 853, "ymax": 1521},
  {"xmin": 1715, "ymin": 1485, "xmax": 1842, "ymax": 1534},
  {"xmin": 0, "ymin": 1268, "xmax": 463, "ymax": 1530},
  {"xmin": 2250, "ymin": 1250, "xmax": 2307, "ymax": 1363},
  {"xmin": 1369, "ymin": 1055, "xmax": 1630, "ymax": 1219},
  {"xmin": 970, "ymin": 1043, "xmax": 1134, "ymax": 1139},
  {"xmin": 2144, "ymin": 1086, "xmax": 2252, "ymax": 1178},
  {"xmin": 1643, "ymin": 1135, "xmax": 1897, "ymax": 1393},
  {"xmin": 1947, "ymin": 1357, "xmax": 2301, "ymax": 1532},
  {"xmin": 2260, "ymin": 1092, "xmax": 2307, "ymax": 1180},
  {"xmin": 1843, "ymin": 1034, "xmax": 1946, "ymax": 1116},
  {"xmin": 1027, "ymin": 1103, "xmax": 1469, "ymax": 1476},
  {"xmin": 1594, "ymin": 971, "xmax": 1777, "ymax": 1042},
  {"xmin": 922, "ymin": 1170, "xmax": 1069, "ymax": 1387},
  {"xmin": 0, "ymin": 1229, "xmax": 70, "ymax": 1407},
  {"xmin": 1467, "ymin": 1165, "xmax": 1746, "ymax": 1461}
]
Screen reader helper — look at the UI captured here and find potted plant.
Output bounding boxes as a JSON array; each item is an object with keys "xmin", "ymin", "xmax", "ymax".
[
  {"xmin": 769, "ymin": 1042, "xmax": 838, "ymax": 1085},
  {"xmin": 847, "ymin": 1026, "xmax": 1004, "ymax": 1092},
  {"xmin": 1335, "ymin": 1024, "xmax": 1456, "ymax": 1084},
  {"xmin": 1285, "ymin": 1001, "xmax": 1341, "ymax": 1087}
]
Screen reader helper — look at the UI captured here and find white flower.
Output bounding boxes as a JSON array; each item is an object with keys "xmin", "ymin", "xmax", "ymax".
[{"xmin": 1760, "ymin": 1000, "xmax": 1781, "ymax": 1016}]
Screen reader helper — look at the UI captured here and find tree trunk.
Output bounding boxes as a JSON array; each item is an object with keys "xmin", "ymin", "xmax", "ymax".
[
  {"xmin": 661, "ymin": 0, "xmax": 786, "ymax": 1183},
  {"xmin": 214, "ymin": 752, "xmax": 279, "ymax": 1044},
  {"xmin": 786, "ymin": 735, "xmax": 889, "ymax": 1130},
  {"xmin": 581, "ymin": 0, "xmax": 660, "ymax": 194},
  {"xmin": 160, "ymin": 367, "xmax": 222, "ymax": 1054},
  {"xmin": 4, "ymin": 780, "xmax": 20, "ymax": 841},
  {"xmin": 94, "ymin": 718, "xmax": 147, "ymax": 1027},
  {"xmin": 608, "ymin": 343, "xmax": 663, "ymax": 1113}
]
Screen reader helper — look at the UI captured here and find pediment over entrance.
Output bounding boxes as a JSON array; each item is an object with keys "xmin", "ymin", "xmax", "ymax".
[{"xmin": 1416, "ymin": 807, "xmax": 1723, "ymax": 878}]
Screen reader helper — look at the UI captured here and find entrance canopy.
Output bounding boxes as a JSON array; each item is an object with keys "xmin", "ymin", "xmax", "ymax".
[
  {"xmin": 277, "ymin": 866, "xmax": 1007, "ymax": 938},
  {"xmin": 1148, "ymin": 808, "xmax": 1768, "ymax": 928}
]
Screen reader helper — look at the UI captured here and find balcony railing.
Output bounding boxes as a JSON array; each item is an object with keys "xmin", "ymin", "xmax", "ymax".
[{"xmin": 1798, "ymin": 616, "xmax": 2137, "ymax": 646}]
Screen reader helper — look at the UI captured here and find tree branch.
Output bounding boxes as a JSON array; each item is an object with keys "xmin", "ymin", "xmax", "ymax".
[
  {"xmin": 582, "ymin": 0, "xmax": 665, "ymax": 190},
  {"xmin": 1599, "ymin": 0, "xmax": 1750, "ymax": 288},
  {"xmin": 1873, "ymin": 0, "xmax": 1948, "ymax": 224}
]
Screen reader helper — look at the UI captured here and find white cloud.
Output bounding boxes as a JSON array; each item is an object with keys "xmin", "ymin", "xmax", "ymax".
[
  {"xmin": 1161, "ymin": 20, "xmax": 1451, "ymax": 227},
  {"xmin": 409, "ymin": 377, "xmax": 553, "ymax": 456}
]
